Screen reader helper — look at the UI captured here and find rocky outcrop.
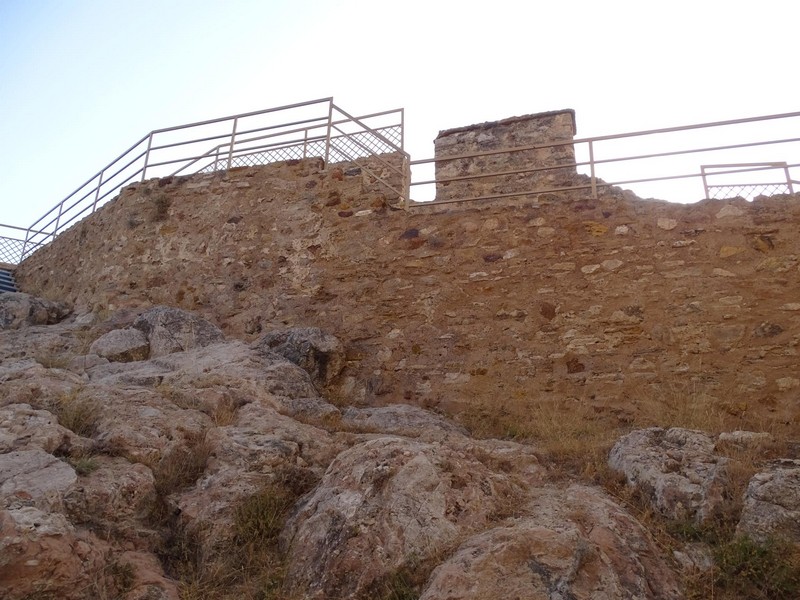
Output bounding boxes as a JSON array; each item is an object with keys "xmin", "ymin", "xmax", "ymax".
[
  {"xmin": 1, "ymin": 296, "xmax": 755, "ymax": 599},
  {"xmin": 254, "ymin": 327, "xmax": 346, "ymax": 388},
  {"xmin": 281, "ymin": 435, "xmax": 541, "ymax": 598},
  {"xmin": 0, "ymin": 292, "xmax": 70, "ymax": 329},
  {"xmin": 89, "ymin": 327, "xmax": 150, "ymax": 362},
  {"xmin": 737, "ymin": 459, "xmax": 800, "ymax": 543},
  {"xmin": 420, "ymin": 485, "xmax": 683, "ymax": 600},
  {"xmin": 132, "ymin": 305, "xmax": 224, "ymax": 357},
  {"xmin": 608, "ymin": 427, "xmax": 730, "ymax": 523}
]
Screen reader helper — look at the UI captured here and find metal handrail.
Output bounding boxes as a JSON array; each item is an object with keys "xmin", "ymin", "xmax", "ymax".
[
  {"xmin": 4, "ymin": 98, "xmax": 404, "ymax": 264},
  {"xmin": 3, "ymin": 104, "xmax": 797, "ymax": 264},
  {"xmin": 407, "ymin": 109, "xmax": 800, "ymax": 207}
]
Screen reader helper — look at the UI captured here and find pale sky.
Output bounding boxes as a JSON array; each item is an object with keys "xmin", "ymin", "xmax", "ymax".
[{"xmin": 1, "ymin": 0, "xmax": 798, "ymax": 230}]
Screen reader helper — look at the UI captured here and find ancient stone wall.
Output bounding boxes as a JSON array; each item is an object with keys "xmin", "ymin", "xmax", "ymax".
[
  {"xmin": 434, "ymin": 110, "xmax": 577, "ymax": 202},
  {"xmin": 15, "ymin": 154, "xmax": 800, "ymax": 435}
]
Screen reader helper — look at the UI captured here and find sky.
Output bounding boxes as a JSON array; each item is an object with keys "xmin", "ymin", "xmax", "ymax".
[{"xmin": 1, "ymin": 0, "xmax": 798, "ymax": 233}]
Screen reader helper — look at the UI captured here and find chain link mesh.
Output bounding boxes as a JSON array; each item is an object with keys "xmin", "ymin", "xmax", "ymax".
[
  {"xmin": 198, "ymin": 126, "xmax": 402, "ymax": 174},
  {"xmin": 0, "ymin": 236, "xmax": 26, "ymax": 265},
  {"xmin": 707, "ymin": 183, "xmax": 791, "ymax": 201}
]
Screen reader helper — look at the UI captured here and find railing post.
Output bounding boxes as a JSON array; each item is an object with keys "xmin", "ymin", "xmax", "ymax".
[
  {"xmin": 400, "ymin": 108, "xmax": 405, "ymax": 151},
  {"xmin": 303, "ymin": 129, "xmax": 308, "ymax": 158},
  {"xmin": 784, "ymin": 164, "xmax": 794, "ymax": 195},
  {"xmin": 588, "ymin": 140, "xmax": 597, "ymax": 199},
  {"xmin": 701, "ymin": 166, "xmax": 710, "ymax": 200},
  {"xmin": 54, "ymin": 202, "xmax": 64, "ymax": 237},
  {"xmin": 92, "ymin": 171, "xmax": 104, "ymax": 212},
  {"xmin": 324, "ymin": 101, "xmax": 334, "ymax": 164},
  {"xmin": 227, "ymin": 117, "xmax": 239, "ymax": 170},
  {"xmin": 21, "ymin": 230, "xmax": 30, "ymax": 263},
  {"xmin": 142, "ymin": 132, "xmax": 154, "ymax": 181}
]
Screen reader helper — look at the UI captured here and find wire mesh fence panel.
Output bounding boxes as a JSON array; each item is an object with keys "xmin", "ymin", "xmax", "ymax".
[
  {"xmin": 0, "ymin": 237, "xmax": 25, "ymax": 265},
  {"xmin": 707, "ymin": 183, "xmax": 792, "ymax": 200}
]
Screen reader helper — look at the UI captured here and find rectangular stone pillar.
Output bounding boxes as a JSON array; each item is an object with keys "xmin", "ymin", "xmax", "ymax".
[{"xmin": 434, "ymin": 109, "xmax": 577, "ymax": 203}]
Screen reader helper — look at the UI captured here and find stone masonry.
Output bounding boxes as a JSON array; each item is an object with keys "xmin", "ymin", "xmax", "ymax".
[
  {"xmin": 434, "ymin": 110, "xmax": 577, "ymax": 202},
  {"xmin": 13, "ymin": 153, "xmax": 800, "ymax": 438}
]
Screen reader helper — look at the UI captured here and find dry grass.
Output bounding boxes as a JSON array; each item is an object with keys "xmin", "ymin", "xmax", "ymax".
[
  {"xmin": 49, "ymin": 388, "xmax": 101, "ymax": 438},
  {"xmin": 452, "ymin": 374, "xmax": 800, "ymax": 599},
  {"xmin": 160, "ymin": 467, "xmax": 318, "ymax": 600},
  {"xmin": 152, "ymin": 432, "xmax": 213, "ymax": 499}
]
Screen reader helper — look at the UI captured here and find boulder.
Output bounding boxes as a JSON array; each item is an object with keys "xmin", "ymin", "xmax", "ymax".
[
  {"xmin": 0, "ymin": 403, "xmax": 86, "ymax": 455},
  {"xmin": 175, "ymin": 402, "xmax": 339, "ymax": 550},
  {"xmin": 132, "ymin": 305, "xmax": 224, "ymax": 357},
  {"xmin": 737, "ymin": 459, "xmax": 800, "ymax": 543},
  {"xmin": 281, "ymin": 436, "xmax": 541, "ymax": 599},
  {"xmin": 420, "ymin": 485, "xmax": 683, "ymax": 600},
  {"xmin": 609, "ymin": 427, "xmax": 729, "ymax": 522},
  {"xmin": 0, "ymin": 507, "xmax": 108, "ymax": 600},
  {"xmin": 0, "ymin": 292, "xmax": 70, "ymax": 330},
  {"xmin": 89, "ymin": 327, "xmax": 150, "ymax": 362},
  {"xmin": 63, "ymin": 456, "xmax": 158, "ymax": 541},
  {"xmin": 254, "ymin": 327, "xmax": 345, "ymax": 387},
  {"xmin": 0, "ymin": 448, "xmax": 77, "ymax": 511},
  {"xmin": 116, "ymin": 550, "xmax": 180, "ymax": 600}
]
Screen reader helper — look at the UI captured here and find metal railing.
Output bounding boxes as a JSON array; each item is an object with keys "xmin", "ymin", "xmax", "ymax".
[
  {"xmin": 701, "ymin": 162, "xmax": 795, "ymax": 200},
  {"xmin": 406, "ymin": 110, "xmax": 800, "ymax": 208},
  {"xmin": 2, "ymin": 104, "xmax": 799, "ymax": 264},
  {"xmin": 0, "ymin": 98, "xmax": 406, "ymax": 265}
]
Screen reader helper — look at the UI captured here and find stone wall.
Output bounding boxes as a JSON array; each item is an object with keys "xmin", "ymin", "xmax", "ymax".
[
  {"xmin": 434, "ymin": 110, "xmax": 577, "ymax": 202},
  {"xmin": 14, "ymin": 154, "xmax": 800, "ymax": 436}
]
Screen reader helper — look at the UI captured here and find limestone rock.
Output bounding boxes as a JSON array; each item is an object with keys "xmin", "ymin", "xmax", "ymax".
[
  {"xmin": 420, "ymin": 485, "xmax": 682, "ymax": 600},
  {"xmin": 0, "ymin": 403, "xmax": 85, "ymax": 454},
  {"xmin": 116, "ymin": 550, "xmax": 181, "ymax": 600},
  {"xmin": 0, "ymin": 448, "xmax": 77, "ymax": 511},
  {"xmin": 254, "ymin": 327, "xmax": 346, "ymax": 387},
  {"xmin": 89, "ymin": 327, "xmax": 150, "ymax": 362},
  {"xmin": 132, "ymin": 305, "xmax": 224, "ymax": 357},
  {"xmin": 341, "ymin": 404, "xmax": 468, "ymax": 438},
  {"xmin": 737, "ymin": 459, "xmax": 800, "ymax": 543},
  {"xmin": 0, "ymin": 292, "xmax": 70, "ymax": 330},
  {"xmin": 176, "ymin": 402, "xmax": 338, "ymax": 549},
  {"xmin": 281, "ymin": 436, "xmax": 540, "ymax": 599},
  {"xmin": 609, "ymin": 427, "xmax": 729, "ymax": 522},
  {"xmin": 0, "ymin": 507, "xmax": 108, "ymax": 600},
  {"xmin": 63, "ymin": 456, "xmax": 158, "ymax": 541}
]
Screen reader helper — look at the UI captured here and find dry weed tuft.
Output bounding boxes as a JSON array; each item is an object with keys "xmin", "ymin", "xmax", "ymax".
[
  {"xmin": 50, "ymin": 388, "xmax": 100, "ymax": 438},
  {"xmin": 152, "ymin": 431, "xmax": 212, "ymax": 498}
]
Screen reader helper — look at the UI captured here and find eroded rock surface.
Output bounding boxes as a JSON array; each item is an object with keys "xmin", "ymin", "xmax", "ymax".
[
  {"xmin": 0, "ymin": 292, "xmax": 70, "ymax": 330},
  {"xmin": 281, "ymin": 436, "xmax": 542, "ymax": 599},
  {"xmin": 254, "ymin": 326, "xmax": 346, "ymax": 387},
  {"xmin": 132, "ymin": 305, "xmax": 225, "ymax": 357},
  {"xmin": 609, "ymin": 427, "xmax": 729, "ymax": 522},
  {"xmin": 0, "ymin": 298, "xmax": 696, "ymax": 600},
  {"xmin": 420, "ymin": 485, "xmax": 683, "ymax": 600},
  {"xmin": 737, "ymin": 459, "xmax": 800, "ymax": 543}
]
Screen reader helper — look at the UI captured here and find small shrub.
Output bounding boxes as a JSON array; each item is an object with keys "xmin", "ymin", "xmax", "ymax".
[
  {"xmin": 52, "ymin": 390, "xmax": 100, "ymax": 438},
  {"xmin": 153, "ymin": 432, "xmax": 212, "ymax": 498},
  {"xmin": 234, "ymin": 486, "xmax": 296, "ymax": 547},
  {"xmin": 712, "ymin": 536, "xmax": 800, "ymax": 599},
  {"xmin": 378, "ymin": 570, "xmax": 418, "ymax": 600},
  {"xmin": 69, "ymin": 455, "xmax": 100, "ymax": 476}
]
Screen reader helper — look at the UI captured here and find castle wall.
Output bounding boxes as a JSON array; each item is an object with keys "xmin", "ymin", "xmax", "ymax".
[{"xmin": 15, "ymin": 155, "xmax": 800, "ymax": 434}]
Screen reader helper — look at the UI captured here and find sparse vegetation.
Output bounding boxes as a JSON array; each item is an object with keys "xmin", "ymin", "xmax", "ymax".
[
  {"xmin": 49, "ymin": 388, "xmax": 100, "ymax": 438},
  {"xmin": 159, "ymin": 467, "xmax": 318, "ymax": 600},
  {"xmin": 68, "ymin": 454, "xmax": 100, "ymax": 475},
  {"xmin": 152, "ymin": 432, "xmax": 213, "ymax": 499}
]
